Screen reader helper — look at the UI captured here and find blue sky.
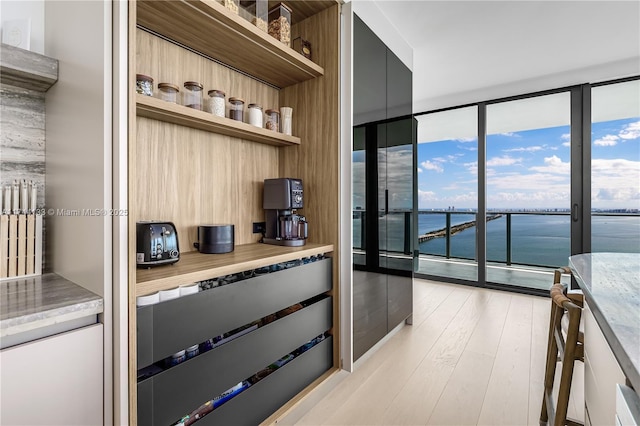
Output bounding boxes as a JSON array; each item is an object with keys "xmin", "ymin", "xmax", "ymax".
[{"xmin": 416, "ymin": 118, "xmax": 640, "ymax": 210}]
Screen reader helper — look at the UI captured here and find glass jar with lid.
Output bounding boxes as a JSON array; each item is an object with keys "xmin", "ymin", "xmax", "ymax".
[
  {"xmin": 280, "ymin": 106, "xmax": 292, "ymax": 135},
  {"xmin": 183, "ymin": 81, "xmax": 204, "ymax": 110},
  {"xmin": 268, "ymin": 3, "xmax": 292, "ymax": 47},
  {"xmin": 219, "ymin": 0, "xmax": 239, "ymax": 14},
  {"xmin": 229, "ymin": 97, "xmax": 245, "ymax": 121},
  {"xmin": 248, "ymin": 103, "xmax": 263, "ymax": 127},
  {"xmin": 240, "ymin": 0, "xmax": 268, "ymax": 32},
  {"xmin": 206, "ymin": 89, "xmax": 226, "ymax": 117},
  {"xmin": 157, "ymin": 83, "xmax": 179, "ymax": 103},
  {"xmin": 265, "ymin": 109, "xmax": 280, "ymax": 132},
  {"xmin": 136, "ymin": 74, "xmax": 154, "ymax": 96}
]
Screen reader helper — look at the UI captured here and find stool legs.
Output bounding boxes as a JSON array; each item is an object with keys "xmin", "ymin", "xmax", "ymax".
[{"xmin": 540, "ymin": 283, "xmax": 583, "ymax": 426}]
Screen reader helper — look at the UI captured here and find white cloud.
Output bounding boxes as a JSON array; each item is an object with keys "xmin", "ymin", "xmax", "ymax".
[
  {"xmin": 592, "ymin": 158, "xmax": 640, "ymax": 209},
  {"xmin": 418, "ymin": 190, "xmax": 438, "ymax": 204},
  {"xmin": 488, "ymin": 171, "xmax": 568, "ymax": 192},
  {"xmin": 591, "ymin": 158, "xmax": 640, "ymax": 208},
  {"xmin": 594, "ymin": 134, "xmax": 619, "ymax": 146},
  {"xmin": 561, "ymin": 133, "xmax": 571, "ymax": 141},
  {"xmin": 417, "ymin": 167, "xmax": 423, "ymax": 173},
  {"xmin": 529, "ymin": 155, "xmax": 570, "ymax": 175},
  {"xmin": 421, "ymin": 160, "xmax": 444, "ymax": 173},
  {"xmin": 488, "ymin": 191, "xmax": 569, "ymax": 203},
  {"xmin": 455, "ymin": 137, "xmax": 476, "ymax": 143},
  {"xmin": 487, "ymin": 155, "xmax": 522, "ymax": 167},
  {"xmin": 562, "ymin": 141, "xmax": 571, "ymax": 147},
  {"xmin": 464, "ymin": 161, "xmax": 478, "ymax": 175},
  {"xmin": 619, "ymin": 121, "xmax": 640, "ymax": 140},
  {"xmin": 504, "ymin": 146, "xmax": 544, "ymax": 153},
  {"xmin": 499, "ymin": 132, "xmax": 520, "ymax": 137}
]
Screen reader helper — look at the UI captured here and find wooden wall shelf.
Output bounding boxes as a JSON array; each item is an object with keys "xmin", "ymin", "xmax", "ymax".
[
  {"xmin": 0, "ymin": 43, "xmax": 58, "ymax": 92},
  {"xmin": 137, "ymin": 0, "xmax": 325, "ymax": 88},
  {"xmin": 136, "ymin": 95, "xmax": 301, "ymax": 146},
  {"xmin": 136, "ymin": 242, "xmax": 333, "ymax": 296}
]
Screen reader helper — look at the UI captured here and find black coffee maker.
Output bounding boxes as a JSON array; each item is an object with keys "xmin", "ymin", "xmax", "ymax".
[{"xmin": 263, "ymin": 178, "xmax": 308, "ymax": 246}]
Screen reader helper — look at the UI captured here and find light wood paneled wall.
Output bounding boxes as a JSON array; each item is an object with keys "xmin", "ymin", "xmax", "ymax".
[
  {"xmin": 280, "ymin": 4, "xmax": 341, "ymax": 366},
  {"xmin": 136, "ymin": 29, "xmax": 282, "ymax": 249}
]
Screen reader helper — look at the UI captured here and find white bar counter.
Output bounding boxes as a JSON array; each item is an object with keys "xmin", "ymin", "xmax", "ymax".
[{"xmin": 569, "ymin": 253, "xmax": 640, "ymax": 392}]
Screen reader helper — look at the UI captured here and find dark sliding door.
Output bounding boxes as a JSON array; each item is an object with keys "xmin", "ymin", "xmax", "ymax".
[{"xmin": 353, "ymin": 14, "xmax": 416, "ymax": 361}]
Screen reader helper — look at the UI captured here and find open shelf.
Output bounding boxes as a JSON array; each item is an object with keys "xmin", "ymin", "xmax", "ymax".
[
  {"xmin": 136, "ymin": 242, "xmax": 333, "ymax": 296},
  {"xmin": 0, "ymin": 43, "xmax": 58, "ymax": 92},
  {"xmin": 137, "ymin": 0, "xmax": 325, "ymax": 88},
  {"xmin": 136, "ymin": 95, "xmax": 301, "ymax": 146}
]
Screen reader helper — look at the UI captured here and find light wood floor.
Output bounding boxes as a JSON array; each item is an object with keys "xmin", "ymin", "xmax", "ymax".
[{"xmin": 291, "ymin": 279, "xmax": 584, "ymax": 426}]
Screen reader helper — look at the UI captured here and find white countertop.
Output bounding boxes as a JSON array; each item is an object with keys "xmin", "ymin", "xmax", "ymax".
[{"xmin": 569, "ymin": 253, "xmax": 640, "ymax": 392}]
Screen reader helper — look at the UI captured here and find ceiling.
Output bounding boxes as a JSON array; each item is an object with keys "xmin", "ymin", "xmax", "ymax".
[{"xmin": 373, "ymin": 0, "xmax": 640, "ymax": 112}]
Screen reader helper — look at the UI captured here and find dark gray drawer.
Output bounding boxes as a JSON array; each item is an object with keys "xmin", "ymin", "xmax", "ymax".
[
  {"xmin": 137, "ymin": 297, "xmax": 332, "ymax": 426},
  {"xmin": 137, "ymin": 258, "xmax": 332, "ymax": 367},
  {"xmin": 201, "ymin": 336, "xmax": 333, "ymax": 426}
]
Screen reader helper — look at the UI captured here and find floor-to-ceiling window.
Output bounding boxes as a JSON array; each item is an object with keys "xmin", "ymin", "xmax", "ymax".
[
  {"xmin": 414, "ymin": 77, "xmax": 639, "ymax": 293},
  {"xmin": 591, "ymin": 79, "xmax": 640, "ymax": 253},
  {"xmin": 415, "ymin": 106, "xmax": 478, "ymax": 281},
  {"xmin": 486, "ymin": 91, "xmax": 572, "ymax": 289}
]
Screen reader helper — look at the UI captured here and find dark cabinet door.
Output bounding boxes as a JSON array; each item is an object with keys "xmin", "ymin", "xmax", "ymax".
[
  {"xmin": 352, "ymin": 271, "xmax": 388, "ymax": 361},
  {"xmin": 354, "ymin": 15, "xmax": 387, "ymax": 126},
  {"xmin": 386, "ymin": 50, "xmax": 412, "ymax": 119},
  {"xmin": 382, "ymin": 117, "xmax": 416, "ymax": 331},
  {"xmin": 352, "ymin": 13, "xmax": 415, "ymax": 361}
]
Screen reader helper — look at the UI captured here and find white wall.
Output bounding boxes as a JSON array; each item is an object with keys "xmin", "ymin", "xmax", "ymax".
[
  {"xmin": 0, "ymin": 0, "xmax": 44, "ymax": 54},
  {"xmin": 44, "ymin": 1, "xmax": 114, "ymax": 423}
]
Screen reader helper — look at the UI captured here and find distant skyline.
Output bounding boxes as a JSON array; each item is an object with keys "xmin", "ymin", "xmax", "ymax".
[{"xmin": 416, "ymin": 117, "xmax": 640, "ymax": 210}]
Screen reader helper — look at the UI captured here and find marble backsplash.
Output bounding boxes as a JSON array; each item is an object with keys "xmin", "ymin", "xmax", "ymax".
[{"xmin": 0, "ymin": 83, "xmax": 46, "ymax": 269}]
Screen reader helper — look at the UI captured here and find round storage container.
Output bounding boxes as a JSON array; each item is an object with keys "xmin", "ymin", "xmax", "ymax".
[
  {"xmin": 280, "ymin": 106, "xmax": 293, "ymax": 135},
  {"xmin": 136, "ymin": 74, "xmax": 154, "ymax": 96},
  {"xmin": 157, "ymin": 83, "xmax": 180, "ymax": 103},
  {"xmin": 248, "ymin": 104, "xmax": 263, "ymax": 127},
  {"xmin": 167, "ymin": 350, "xmax": 186, "ymax": 367},
  {"xmin": 186, "ymin": 344, "xmax": 200, "ymax": 359},
  {"xmin": 183, "ymin": 81, "xmax": 204, "ymax": 110},
  {"xmin": 229, "ymin": 97, "xmax": 245, "ymax": 121},
  {"xmin": 159, "ymin": 287, "xmax": 180, "ymax": 302},
  {"xmin": 265, "ymin": 109, "xmax": 280, "ymax": 131},
  {"xmin": 207, "ymin": 90, "xmax": 226, "ymax": 117}
]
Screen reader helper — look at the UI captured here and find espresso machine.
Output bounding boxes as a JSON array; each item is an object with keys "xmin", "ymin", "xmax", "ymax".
[{"xmin": 263, "ymin": 178, "xmax": 308, "ymax": 246}]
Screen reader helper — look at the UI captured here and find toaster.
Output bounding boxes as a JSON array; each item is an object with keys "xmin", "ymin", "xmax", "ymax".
[{"xmin": 136, "ymin": 221, "xmax": 180, "ymax": 267}]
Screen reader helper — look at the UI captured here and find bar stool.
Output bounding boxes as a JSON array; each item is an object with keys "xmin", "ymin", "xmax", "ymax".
[{"xmin": 540, "ymin": 267, "xmax": 584, "ymax": 426}]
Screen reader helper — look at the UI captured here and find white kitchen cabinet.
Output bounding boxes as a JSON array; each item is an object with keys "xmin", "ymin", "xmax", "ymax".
[
  {"xmin": 0, "ymin": 324, "xmax": 103, "ymax": 426},
  {"xmin": 584, "ymin": 301, "xmax": 627, "ymax": 426}
]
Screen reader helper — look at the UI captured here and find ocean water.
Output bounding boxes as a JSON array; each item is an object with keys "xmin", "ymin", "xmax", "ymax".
[{"xmin": 353, "ymin": 213, "xmax": 640, "ymax": 267}]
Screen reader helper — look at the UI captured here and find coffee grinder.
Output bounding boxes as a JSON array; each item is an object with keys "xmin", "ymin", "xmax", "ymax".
[{"xmin": 263, "ymin": 178, "xmax": 308, "ymax": 246}]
